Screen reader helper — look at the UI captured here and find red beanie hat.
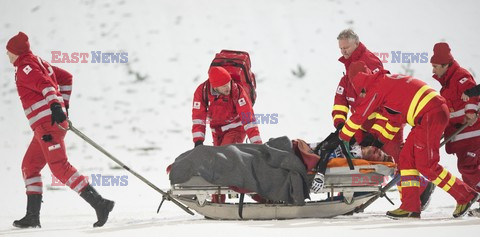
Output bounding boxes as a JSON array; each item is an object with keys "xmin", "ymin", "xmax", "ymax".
[
  {"xmin": 348, "ymin": 61, "xmax": 371, "ymax": 81},
  {"xmin": 430, "ymin": 42, "xmax": 453, "ymax": 65},
  {"xmin": 348, "ymin": 61, "xmax": 373, "ymax": 95},
  {"xmin": 208, "ymin": 66, "xmax": 231, "ymax": 88},
  {"xmin": 6, "ymin": 32, "xmax": 31, "ymax": 56}
]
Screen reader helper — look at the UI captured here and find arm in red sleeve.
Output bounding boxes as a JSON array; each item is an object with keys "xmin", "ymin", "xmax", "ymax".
[
  {"xmin": 339, "ymin": 91, "xmax": 382, "ymax": 142},
  {"xmin": 332, "ymin": 75, "xmax": 350, "ymax": 128},
  {"xmin": 52, "ymin": 66, "xmax": 73, "ymax": 107},
  {"xmin": 192, "ymin": 83, "xmax": 208, "ymax": 143},
  {"xmin": 235, "ymin": 87, "xmax": 262, "ymax": 144},
  {"xmin": 17, "ymin": 63, "xmax": 61, "ymax": 107},
  {"xmin": 458, "ymin": 75, "xmax": 479, "ymax": 114}
]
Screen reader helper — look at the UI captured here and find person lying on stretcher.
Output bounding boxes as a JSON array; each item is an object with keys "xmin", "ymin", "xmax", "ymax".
[{"xmin": 294, "ymin": 131, "xmax": 393, "ymax": 194}]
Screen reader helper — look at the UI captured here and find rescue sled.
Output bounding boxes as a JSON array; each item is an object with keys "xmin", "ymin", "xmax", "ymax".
[{"xmin": 169, "ymin": 158, "xmax": 396, "ymax": 220}]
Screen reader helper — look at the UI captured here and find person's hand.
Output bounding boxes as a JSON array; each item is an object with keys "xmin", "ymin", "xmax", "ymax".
[
  {"xmin": 194, "ymin": 140, "xmax": 204, "ymax": 147},
  {"xmin": 461, "ymin": 93, "xmax": 470, "ymax": 102},
  {"xmin": 50, "ymin": 103, "xmax": 66, "ymax": 125},
  {"xmin": 310, "ymin": 172, "xmax": 325, "ymax": 193},
  {"xmin": 359, "ymin": 132, "xmax": 384, "ymax": 148},
  {"xmin": 464, "ymin": 112, "xmax": 478, "ymax": 126}
]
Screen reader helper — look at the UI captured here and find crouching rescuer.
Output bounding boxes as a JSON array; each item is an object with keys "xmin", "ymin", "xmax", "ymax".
[
  {"xmin": 7, "ymin": 32, "xmax": 114, "ymax": 228},
  {"xmin": 335, "ymin": 61, "xmax": 479, "ymax": 219}
]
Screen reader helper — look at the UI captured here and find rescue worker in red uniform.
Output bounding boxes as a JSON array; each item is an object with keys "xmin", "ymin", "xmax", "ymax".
[
  {"xmin": 430, "ymin": 42, "xmax": 480, "ymax": 216},
  {"xmin": 332, "ymin": 29, "xmax": 434, "ymax": 209},
  {"xmin": 192, "ymin": 66, "xmax": 262, "ymax": 203},
  {"xmin": 333, "ymin": 29, "xmax": 403, "ymax": 161},
  {"xmin": 192, "ymin": 66, "xmax": 262, "ymax": 147},
  {"xmin": 7, "ymin": 32, "xmax": 114, "ymax": 228},
  {"xmin": 338, "ymin": 61, "xmax": 479, "ymax": 219}
]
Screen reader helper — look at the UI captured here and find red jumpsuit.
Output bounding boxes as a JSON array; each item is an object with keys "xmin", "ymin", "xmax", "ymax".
[
  {"xmin": 333, "ymin": 42, "xmax": 403, "ymax": 161},
  {"xmin": 339, "ymin": 71, "xmax": 477, "ymax": 213},
  {"xmin": 192, "ymin": 80, "xmax": 262, "ymax": 146},
  {"xmin": 15, "ymin": 53, "xmax": 88, "ymax": 195},
  {"xmin": 433, "ymin": 61, "xmax": 480, "ymax": 192}
]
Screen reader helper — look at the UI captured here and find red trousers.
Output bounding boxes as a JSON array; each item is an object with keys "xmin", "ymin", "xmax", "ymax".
[
  {"xmin": 456, "ymin": 148, "xmax": 480, "ymax": 192},
  {"xmin": 22, "ymin": 121, "xmax": 88, "ymax": 195},
  {"xmin": 398, "ymin": 104, "xmax": 476, "ymax": 212},
  {"xmin": 212, "ymin": 126, "xmax": 246, "ymax": 146}
]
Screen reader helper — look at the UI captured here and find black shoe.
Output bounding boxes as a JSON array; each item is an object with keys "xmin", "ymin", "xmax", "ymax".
[
  {"xmin": 13, "ymin": 194, "xmax": 42, "ymax": 228},
  {"xmin": 420, "ymin": 182, "xmax": 435, "ymax": 211},
  {"xmin": 80, "ymin": 185, "xmax": 115, "ymax": 227},
  {"xmin": 453, "ymin": 194, "xmax": 480, "ymax": 218}
]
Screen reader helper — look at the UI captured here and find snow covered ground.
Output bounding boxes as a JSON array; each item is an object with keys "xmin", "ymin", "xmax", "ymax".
[{"xmin": 0, "ymin": 0, "xmax": 480, "ymax": 236}]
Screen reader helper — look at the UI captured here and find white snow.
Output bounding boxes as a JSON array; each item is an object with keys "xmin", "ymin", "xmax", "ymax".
[{"xmin": 0, "ymin": 0, "xmax": 479, "ymax": 236}]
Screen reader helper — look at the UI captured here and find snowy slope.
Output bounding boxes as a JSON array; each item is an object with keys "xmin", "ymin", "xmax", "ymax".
[{"xmin": 0, "ymin": 0, "xmax": 480, "ymax": 236}]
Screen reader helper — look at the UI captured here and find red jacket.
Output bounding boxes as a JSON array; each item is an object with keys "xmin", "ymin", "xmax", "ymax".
[
  {"xmin": 14, "ymin": 53, "xmax": 72, "ymax": 130},
  {"xmin": 433, "ymin": 61, "xmax": 480, "ymax": 153},
  {"xmin": 191, "ymin": 80, "xmax": 262, "ymax": 144},
  {"xmin": 332, "ymin": 42, "xmax": 384, "ymax": 128},
  {"xmin": 339, "ymin": 71, "xmax": 445, "ymax": 143}
]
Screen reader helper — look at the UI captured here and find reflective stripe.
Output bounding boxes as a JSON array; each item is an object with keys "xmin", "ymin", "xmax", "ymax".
[
  {"xmin": 221, "ymin": 121, "xmax": 243, "ymax": 132},
  {"xmin": 192, "ymin": 119, "xmax": 206, "ymax": 125},
  {"xmin": 333, "ymin": 105, "xmax": 349, "ymax": 113},
  {"xmin": 45, "ymin": 94, "xmax": 60, "ymax": 103},
  {"xmin": 62, "ymin": 94, "xmax": 70, "ymax": 101},
  {"xmin": 450, "ymin": 109, "xmax": 465, "ymax": 119},
  {"xmin": 400, "ymin": 169, "xmax": 420, "ymax": 176},
  {"xmin": 65, "ymin": 172, "xmax": 81, "ymax": 187},
  {"xmin": 42, "ymin": 87, "xmax": 56, "ymax": 96},
  {"xmin": 73, "ymin": 179, "xmax": 88, "ymax": 193},
  {"xmin": 249, "ymin": 135, "xmax": 262, "ymax": 143},
  {"xmin": 192, "ymin": 132, "xmax": 205, "ymax": 138},
  {"xmin": 372, "ymin": 124, "xmax": 394, "ymax": 140},
  {"xmin": 59, "ymin": 85, "xmax": 72, "ymax": 91},
  {"xmin": 333, "ymin": 114, "xmax": 346, "ymax": 121},
  {"xmin": 346, "ymin": 120, "xmax": 361, "ymax": 130},
  {"xmin": 447, "ymin": 175, "xmax": 456, "ymax": 187},
  {"xmin": 432, "ymin": 169, "xmax": 448, "ymax": 186},
  {"xmin": 407, "ymin": 85, "xmax": 438, "ymax": 126},
  {"xmin": 244, "ymin": 122, "xmax": 257, "ymax": 131},
  {"xmin": 26, "ymin": 185, "xmax": 43, "ymax": 193},
  {"xmin": 25, "ymin": 176, "xmax": 42, "ymax": 186},
  {"xmin": 450, "ymin": 129, "xmax": 480, "ymax": 142},
  {"xmin": 341, "ymin": 126, "xmax": 355, "ymax": 137},
  {"xmin": 401, "ymin": 180, "xmax": 420, "ymax": 187},
  {"xmin": 368, "ymin": 112, "xmax": 388, "ymax": 121},
  {"xmin": 465, "ymin": 103, "xmax": 478, "ymax": 111},
  {"xmin": 24, "ymin": 100, "xmax": 48, "ymax": 116},
  {"xmin": 386, "ymin": 122, "xmax": 400, "ymax": 133},
  {"xmin": 28, "ymin": 109, "xmax": 52, "ymax": 126}
]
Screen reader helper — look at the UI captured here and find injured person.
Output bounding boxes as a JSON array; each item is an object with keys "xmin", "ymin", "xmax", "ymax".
[{"xmin": 169, "ymin": 135, "xmax": 396, "ymax": 206}]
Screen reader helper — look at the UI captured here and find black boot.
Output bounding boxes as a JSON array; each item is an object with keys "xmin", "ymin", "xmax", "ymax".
[
  {"xmin": 80, "ymin": 185, "xmax": 115, "ymax": 227},
  {"xmin": 420, "ymin": 181, "xmax": 435, "ymax": 211},
  {"xmin": 13, "ymin": 194, "xmax": 42, "ymax": 228}
]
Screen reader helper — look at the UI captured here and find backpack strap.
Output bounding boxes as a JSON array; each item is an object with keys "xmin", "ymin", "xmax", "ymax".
[{"xmin": 202, "ymin": 81, "xmax": 210, "ymax": 108}]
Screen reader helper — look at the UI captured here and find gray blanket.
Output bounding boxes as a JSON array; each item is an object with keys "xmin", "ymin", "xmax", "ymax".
[{"xmin": 169, "ymin": 136, "xmax": 309, "ymax": 205}]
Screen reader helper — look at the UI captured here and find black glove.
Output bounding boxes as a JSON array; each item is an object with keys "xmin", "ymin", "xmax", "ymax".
[
  {"xmin": 359, "ymin": 132, "xmax": 384, "ymax": 148},
  {"xmin": 50, "ymin": 103, "xmax": 66, "ymax": 125},
  {"xmin": 194, "ymin": 140, "xmax": 204, "ymax": 147},
  {"xmin": 335, "ymin": 122, "xmax": 345, "ymax": 133}
]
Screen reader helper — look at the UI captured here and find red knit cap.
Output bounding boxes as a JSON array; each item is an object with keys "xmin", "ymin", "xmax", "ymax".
[
  {"xmin": 348, "ymin": 61, "xmax": 372, "ymax": 95},
  {"xmin": 348, "ymin": 61, "xmax": 371, "ymax": 81},
  {"xmin": 208, "ymin": 66, "xmax": 231, "ymax": 88},
  {"xmin": 430, "ymin": 42, "xmax": 453, "ymax": 65},
  {"xmin": 6, "ymin": 32, "xmax": 31, "ymax": 56}
]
